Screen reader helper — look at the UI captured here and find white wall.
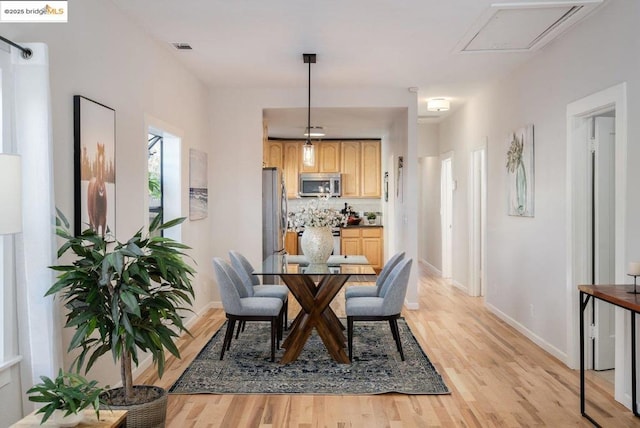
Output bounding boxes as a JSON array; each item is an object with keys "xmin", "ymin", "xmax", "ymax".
[
  {"xmin": 0, "ymin": 0, "xmax": 212, "ymax": 417},
  {"xmin": 435, "ymin": 0, "xmax": 640, "ymax": 360}
]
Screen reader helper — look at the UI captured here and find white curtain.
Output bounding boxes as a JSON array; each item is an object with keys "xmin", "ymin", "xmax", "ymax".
[{"xmin": 12, "ymin": 43, "xmax": 61, "ymax": 406}]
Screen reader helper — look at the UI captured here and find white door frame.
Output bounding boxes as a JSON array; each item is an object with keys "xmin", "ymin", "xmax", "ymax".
[
  {"xmin": 440, "ymin": 152, "xmax": 454, "ymax": 278},
  {"xmin": 566, "ymin": 83, "xmax": 628, "ymax": 404},
  {"xmin": 469, "ymin": 141, "xmax": 487, "ymax": 297}
]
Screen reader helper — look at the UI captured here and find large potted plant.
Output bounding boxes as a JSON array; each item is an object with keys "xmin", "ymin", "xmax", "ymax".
[{"xmin": 47, "ymin": 212, "xmax": 196, "ymax": 427}]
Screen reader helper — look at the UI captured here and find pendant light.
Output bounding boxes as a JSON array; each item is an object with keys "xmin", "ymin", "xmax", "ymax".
[{"xmin": 302, "ymin": 53, "xmax": 316, "ymax": 167}]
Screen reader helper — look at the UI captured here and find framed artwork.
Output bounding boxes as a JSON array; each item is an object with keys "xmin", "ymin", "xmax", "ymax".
[
  {"xmin": 506, "ymin": 124, "xmax": 534, "ymax": 217},
  {"xmin": 189, "ymin": 148, "xmax": 208, "ymax": 220},
  {"xmin": 74, "ymin": 95, "xmax": 116, "ymax": 239}
]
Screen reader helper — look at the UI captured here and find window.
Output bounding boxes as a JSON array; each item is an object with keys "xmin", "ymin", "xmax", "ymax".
[
  {"xmin": 148, "ymin": 133, "xmax": 163, "ymax": 235},
  {"xmin": 146, "ymin": 122, "xmax": 182, "ymax": 242}
]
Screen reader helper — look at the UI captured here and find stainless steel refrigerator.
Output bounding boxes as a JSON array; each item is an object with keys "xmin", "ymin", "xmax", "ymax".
[{"xmin": 262, "ymin": 167, "xmax": 288, "ymax": 262}]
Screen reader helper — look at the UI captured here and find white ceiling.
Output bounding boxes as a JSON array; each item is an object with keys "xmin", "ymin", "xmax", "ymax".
[{"xmin": 110, "ymin": 0, "xmax": 605, "ymax": 138}]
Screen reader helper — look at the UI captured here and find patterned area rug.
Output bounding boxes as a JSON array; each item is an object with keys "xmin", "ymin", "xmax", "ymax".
[{"xmin": 169, "ymin": 318, "xmax": 450, "ymax": 395}]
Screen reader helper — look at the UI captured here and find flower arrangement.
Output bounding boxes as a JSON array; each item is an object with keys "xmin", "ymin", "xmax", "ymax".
[
  {"xmin": 289, "ymin": 196, "xmax": 344, "ymax": 231},
  {"xmin": 506, "ymin": 132, "xmax": 523, "ymax": 173}
]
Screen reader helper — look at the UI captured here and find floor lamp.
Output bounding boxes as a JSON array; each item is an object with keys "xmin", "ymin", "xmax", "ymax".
[{"xmin": 0, "ymin": 153, "xmax": 22, "ymax": 234}]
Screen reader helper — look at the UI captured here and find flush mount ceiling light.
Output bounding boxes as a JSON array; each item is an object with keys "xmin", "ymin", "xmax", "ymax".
[
  {"xmin": 302, "ymin": 53, "xmax": 317, "ymax": 167},
  {"xmin": 427, "ymin": 98, "xmax": 450, "ymax": 112},
  {"xmin": 304, "ymin": 126, "xmax": 325, "ymax": 137}
]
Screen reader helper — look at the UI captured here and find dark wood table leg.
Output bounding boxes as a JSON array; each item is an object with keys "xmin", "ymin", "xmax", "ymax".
[{"xmin": 279, "ymin": 273, "xmax": 350, "ymax": 364}]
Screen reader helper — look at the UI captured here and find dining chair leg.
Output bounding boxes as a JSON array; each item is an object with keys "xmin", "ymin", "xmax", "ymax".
[
  {"xmin": 347, "ymin": 316, "xmax": 354, "ymax": 362},
  {"xmin": 388, "ymin": 319, "xmax": 400, "ymax": 350},
  {"xmin": 271, "ymin": 317, "xmax": 277, "ymax": 362},
  {"xmin": 221, "ymin": 318, "xmax": 235, "ymax": 360},
  {"xmin": 284, "ymin": 299, "xmax": 289, "ymax": 330},
  {"xmin": 390, "ymin": 318, "xmax": 404, "ymax": 361},
  {"xmin": 235, "ymin": 320, "xmax": 243, "ymax": 339}
]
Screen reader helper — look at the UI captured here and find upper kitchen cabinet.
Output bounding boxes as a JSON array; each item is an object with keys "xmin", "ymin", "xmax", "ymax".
[
  {"xmin": 340, "ymin": 141, "xmax": 361, "ymax": 197},
  {"xmin": 300, "ymin": 141, "xmax": 341, "ymax": 173},
  {"xmin": 283, "ymin": 142, "xmax": 300, "ymax": 198},
  {"xmin": 341, "ymin": 140, "xmax": 381, "ymax": 198},
  {"xmin": 264, "ymin": 140, "xmax": 284, "ymax": 170},
  {"xmin": 360, "ymin": 141, "xmax": 381, "ymax": 198}
]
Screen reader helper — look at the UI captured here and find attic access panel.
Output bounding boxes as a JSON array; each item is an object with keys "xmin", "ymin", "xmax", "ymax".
[{"xmin": 455, "ymin": 1, "xmax": 604, "ymax": 53}]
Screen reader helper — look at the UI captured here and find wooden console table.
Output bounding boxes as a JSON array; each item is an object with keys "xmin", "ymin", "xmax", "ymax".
[
  {"xmin": 10, "ymin": 409, "xmax": 126, "ymax": 427},
  {"xmin": 578, "ymin": 284, "xmax": 640, "ymax": 427}
]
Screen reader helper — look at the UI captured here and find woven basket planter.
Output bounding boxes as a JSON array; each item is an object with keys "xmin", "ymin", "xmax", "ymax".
[{"xmin": 102, "ymin": 385, "xmax": 167, "ymax": 428}]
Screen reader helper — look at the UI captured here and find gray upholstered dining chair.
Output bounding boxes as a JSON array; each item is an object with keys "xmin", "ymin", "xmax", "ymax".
[
  {"xmin": 212, "ymin": 257, "xmax": 283, "ymax": 362},
  {"xmin": 229, "ymin": 250, "xmax": 289, "ymax": 329},
  {"xmin": 344, "ymin": 251, "xmax": 405, "ymax": 300},
  {"xmin": 346, "ymin": 258, "xmax": 413, "ymax": 362}
]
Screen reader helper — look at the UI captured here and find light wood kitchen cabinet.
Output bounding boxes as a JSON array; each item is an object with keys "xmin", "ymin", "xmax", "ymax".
[
  {"xmin": 300, "ymin": 141, "xmax": 341, "ymax": 173},
  {"xmin": 283, "ymin": 142, "xmax": 300, "ymax": 198},
  {"xmin": 341, "ymin": 226, "xmax": 383, "ymax": 270},
  {"xmin": 265, "ymin": 139, "xmax": 380, "ymax": 199},
  {"xmin": 340, "ymin": 140, "xmax": 380, "ymax": 198},
  {"xmin": 264, "ymin": 141, "xmax": 284, "ymax": 169},
  {"xmin": 341, "ymin": 227, "xmax": 361, "ymax": 254},
  {"xmin": 340, "ymin": 141, "xmax": 361, "ymax": 198},
  {"xmin": 361, "ymin": 141, "xmax": 381, "ymax": 198},
  {"xmin": 285, "ymin": 230, "xmax": 298, "ymax": 255},
  {"xmin": 361, "ymin": 227, "xmax": 383, "ymax": 270}
]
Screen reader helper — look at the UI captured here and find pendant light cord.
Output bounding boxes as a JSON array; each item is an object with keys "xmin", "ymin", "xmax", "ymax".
[{"xmin": 307, "ymin": 59, "xmax": 311, "ymax": 145}]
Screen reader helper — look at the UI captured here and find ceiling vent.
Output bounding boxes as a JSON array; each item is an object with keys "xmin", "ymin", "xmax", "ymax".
[
  {"xmin": 171, "ymin": 43, "xmax": 193, "ymax": 50},
  {"xmin": 454, "ymin": 1, "xmax": 604, "ymax": 53}
]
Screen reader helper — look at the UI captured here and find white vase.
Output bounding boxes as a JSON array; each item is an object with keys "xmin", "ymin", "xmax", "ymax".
[
  {"xmin": 49, "ymin": 410, "xmax": 84, "ymax": 427},
  {"xmin": 300, "ymin": 227, "xmax": 333, "ymax": 264}
]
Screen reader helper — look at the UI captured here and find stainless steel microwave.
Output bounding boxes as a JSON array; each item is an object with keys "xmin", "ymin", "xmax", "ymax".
[{"xmin": 299, "ymin": 173, "xmax": 341, "ymax": 197}]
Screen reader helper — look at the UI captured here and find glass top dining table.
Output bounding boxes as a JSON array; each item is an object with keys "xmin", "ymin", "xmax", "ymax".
[
  {"xmin": 255, "ymin": 254, "xmax": 377, "ymax": 276},
  {"xmin": 253, "ymin": 254, "xmax": 376, "ymax": 364}
]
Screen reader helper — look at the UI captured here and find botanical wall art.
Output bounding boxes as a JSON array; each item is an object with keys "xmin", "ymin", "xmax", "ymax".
[
  {"xmin": 189, "ymin": 148, "xmax": 208, "ymax": 220},
  {"xmin": 74, "ymin": 96, "xmax": 116, "ymax": 238},
  {"xmin": 506, "ymin": 124, "xmax": 534, "ymax": 217}
]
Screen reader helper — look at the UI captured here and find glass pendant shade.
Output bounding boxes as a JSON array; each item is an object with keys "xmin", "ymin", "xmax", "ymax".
[
  {"xmin": 302, "ymin": 142, "xmax": 315, "ymax": 167},
  {"xmin": 0, "ymin": 153, "xmax": 22, "ymax": 234}
]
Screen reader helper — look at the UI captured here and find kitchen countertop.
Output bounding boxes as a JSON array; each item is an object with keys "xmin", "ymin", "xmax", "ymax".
[{"xmin": 342, "ymin": 224, "xmax": 383, "ymax": 228}]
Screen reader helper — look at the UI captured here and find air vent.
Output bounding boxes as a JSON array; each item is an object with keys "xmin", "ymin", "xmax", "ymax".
[
  {"xmin": 171, "ymin": 43, "xmax": 193, "ymax": 50},
  {"xmin": 454, "ymin": 1, "xmax": 604, "ymax": 53}
]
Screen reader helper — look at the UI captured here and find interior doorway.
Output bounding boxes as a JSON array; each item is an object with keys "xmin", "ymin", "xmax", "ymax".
[
  {"xmin": 588, "ymin": 115, "xmax": 616, "ymax": 372},
  {"xmin": 470, "ymin": 144, "xmax": 487, "ymax": 296},
  {"xmin": 441, "ymin": 153, "xmax": 453, "ymax": 278},
  {"xmin": 567, "ymin": 83, "xmax": 628, "ymax": 407}
]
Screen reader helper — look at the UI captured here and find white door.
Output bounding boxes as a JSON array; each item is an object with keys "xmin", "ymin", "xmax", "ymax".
[
  {"xmin": 592, "ymin": 116, "xmax": 616, "ymax": 371},
  {"xmin": 441, "ymin": 156, "xmax": 453, "ymax": 278}
]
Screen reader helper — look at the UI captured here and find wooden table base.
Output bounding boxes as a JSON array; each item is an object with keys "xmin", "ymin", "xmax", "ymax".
[{"xmin": 279, "ymin": 274, "xmax": 350, "ymax": 364}]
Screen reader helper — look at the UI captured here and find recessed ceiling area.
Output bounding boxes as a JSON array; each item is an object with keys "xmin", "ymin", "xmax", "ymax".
[
  {"xmin": 455, "ymin": 1, "xmax": 604, "ymax": 52},
  {"xmin": 264, "ymin": 108, "xmax": 405, "ymax": 140}
]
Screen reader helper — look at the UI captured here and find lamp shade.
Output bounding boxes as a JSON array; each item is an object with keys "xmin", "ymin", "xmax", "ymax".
[
  {"xmin": 628, "ymin": 262, "xmax": 640, "ymax": 276},
  {"xmin": 427, "ymin": 98, "xmax": 450, "ymax": 112},
  {"xmin": 0, "ymin": 153, "xmax": 22, "ymax": 234}
]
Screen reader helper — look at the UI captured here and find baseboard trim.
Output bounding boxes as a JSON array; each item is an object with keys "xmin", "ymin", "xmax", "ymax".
[
  {"xmin": 485, "ymin": 302, "xmax": 567, "ymax": 364},
  {"xmin": 420, "ymin": 259, "xmax": 442, "ymax": 276}
]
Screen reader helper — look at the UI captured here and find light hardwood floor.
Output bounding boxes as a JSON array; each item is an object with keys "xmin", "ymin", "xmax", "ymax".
[{"xmin": 137, "ymin": 262, "xmax": 639, "ymax": 427}]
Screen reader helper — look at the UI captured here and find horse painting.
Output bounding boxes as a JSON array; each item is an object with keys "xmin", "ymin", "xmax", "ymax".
[{"xmin": 87, "ymin": 142, "xmax": 107, "ymax": 236}]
